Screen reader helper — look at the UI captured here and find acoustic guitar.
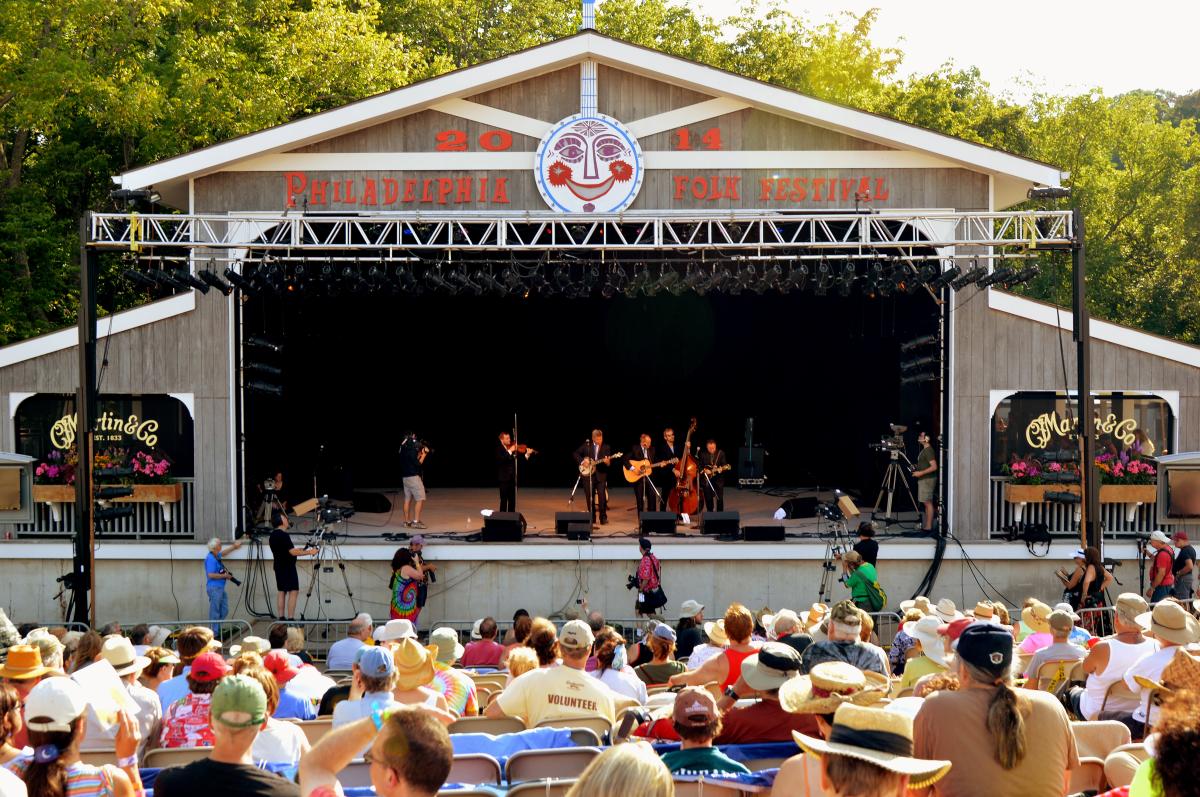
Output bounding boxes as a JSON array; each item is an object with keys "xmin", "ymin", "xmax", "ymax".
[
  {"xmin": 701, "ymin": 463, "xmax": 732, "ymax": 477},
  {"xmin": 623, "ymin": 457, "xmax": 679, "ymax": 483}
]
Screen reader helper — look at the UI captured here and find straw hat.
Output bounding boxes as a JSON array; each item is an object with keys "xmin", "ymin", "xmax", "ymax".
[
  {"xmin": 763, "ymin": 609, "xmax": 801, "ymax": 638},
  {"xmin": 793, "ymin": 703, "xmax": 953, "ymax": 789},
  {"xmin": 703, "ymin": 620, "xmax": 729, "ymax": 647},
  {"xmin": 99, "ymin": 636, "xmax": 151, "ymax": 678},
  {"xmin": 899, "ymin": 597, "xmax": 933, "ymax": 616},
  {"xmin": 1136, "ymin": 601, "xmax": 1200, "ymax": 646},
  {"xmin": 229, "ymin": 636, "xmax": 270, "ymax": 657},
  {"xmin": 779, "ymin": 661, "xmax": 889, "ymax": 715},
  {"xmin": 902, "ymin": 615, "xmax": 950, "ymax": 668},
  {"xmin": 1021, "ymin": 601, "xmax": 1053, "ymax": 634},
  {"xmin": 970, "ymin": 602, "xmax": 995, "ymax": 623},
  {"xmin": 393, "ymin": 638, "xmax": 436, "ymax": 690},
  {"xmin": 801, "ymin": 603, "xmax": 831, "ymax": 633},
  {"xmin": 932, "ymin": 599, "xmax": 961, "ymax": 623},
  {"xmin": 0, "ymin": 645, "xmax": 51, "ymax": 680}
]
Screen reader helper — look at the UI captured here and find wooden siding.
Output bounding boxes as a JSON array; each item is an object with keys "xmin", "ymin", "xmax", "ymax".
[
  {"xmin": 0, "ymin": 297, "xmax": 233, "ymax": 542},
  {"xmin": 596, "ymin": 65, "xmax": 712, "ymax": 120},
  {"xmin": 638, "ymin": 108, "xmax": 894, "ymax": 152},
  {"xmin": 290, "ymin": 109, "xmax": 540, "ymax": 154},
  {"xmin": 951, "ymin": 292, "xmax": 1200, "ymax": 539}
]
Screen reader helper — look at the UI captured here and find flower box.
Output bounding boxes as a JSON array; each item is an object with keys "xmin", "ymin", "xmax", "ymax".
[
  {"xmin": 32, "ymin": 484, "xmax": 76, "ymax": 503},
  {"xmin": 1003, "ymin": 482, "xmax": 1156, "ymax": 504},
  {"xmin": 32, "ymin": 482, "xmax": 183, "ymax": 523}
]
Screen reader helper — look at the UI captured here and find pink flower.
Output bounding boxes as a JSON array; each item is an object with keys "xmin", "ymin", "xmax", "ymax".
[{"xmin": 1048, "ymin": 462, "xmax": 1062, "ymax": 472}]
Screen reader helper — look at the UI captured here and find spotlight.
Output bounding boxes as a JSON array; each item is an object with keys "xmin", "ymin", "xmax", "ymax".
[
  {"xmin": 245, "ymin": 335, "xmax": 283, "ymax": 354},
  {"xmin": 224, "ymin": 267, "xmax": 256, "ymax": 294},
  {"xmin": 475, "ymin": 269, "xmax": 504, "ymax": 295},
  {"xmin": 245, "ymin": 362, "xmax": 283, "ymax": 378},
  {"xmin": 451, "ymin": 268, "xmax": 483, "ymax": 296},
  {"xmin": 813, "ymin": 259, "xmax": 832, "ymax": 296},
  {"xmin": 397, "ymin": 267, "xmax": 419, "ymax": 293},
  {"xmin": 199, "ymin": 269, "xmax": 233, "ymax": 296},
  {"xmin": 951, "ymin": 264, "xmax": 987, "ymax": 290},
  {"xmin": 173, "ymin": 269, "xmax": 210, "ymax": 294},
  {"xmin": 900, "ymin": 372, "xmax": 938, "ymax": 386},
  {"xmin": 501, "ymin": 266, "xmax": 522, "ymax": 296},
  {"xmin": 780, "ymin": 264, "xmax": 808, "ymax": 293},
  {"xmin": 901, "ymin": 355, "xmax": 938, "ymax": 372},
  {"xmin": 1027, "ymin": 186, "xmax": 1072, "ymax": 200},
  {"xmin": 928, "ymin": 265, "xmax": 961, "ymax": 290},
  {"xmin": 838, "ymin": 262, "xmax": 856, "ymax": 296},
  {"xmin": 683, "ymin": 267, "xmax": 708, "ymax": 295},
  {"xmin": 708, "ymin": 268, "xmax": 731, "ymax": 292},
  {"xmin": 977, "ymin": 266, "xmax": 1016, "ymax": 288},
  {"xmin": 109, "ymin": 188, "xmax": 161, "ymax": 206},
  {"xmin": 122, "ymin": 268, "xmax": 158, "ymax": 289},
  {"xmin": 900, "ymin": 334, "xmax": 939, "ymax": 353},
  {"xmin": 246, "ymin": 380, "xmax": 284, "ymax": 397},
  {"xmin": 658, "ymin": 268, "xmax": 680, "ymax": 295},
  {"xmin": 151, "ymin": 269, "xmax": 189, "ymax": 291},
  {"xmin": 1004, "ymin": 265, "xmax": 1040, "ymax": 287},
  {"xmin": 424, "ymin": 269, "xmax": 456, "ymax": 295}
]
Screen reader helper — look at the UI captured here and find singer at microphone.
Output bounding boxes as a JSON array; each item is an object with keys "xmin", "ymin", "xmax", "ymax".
[{"xmin": 205, "ymin": 536, "xmax": 243, "ymax": 633}]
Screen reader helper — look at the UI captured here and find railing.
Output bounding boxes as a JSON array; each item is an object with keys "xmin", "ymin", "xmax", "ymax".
[
  {"xmin": 119, "ymin": 618, "xmax": 254, "ymax": 644},
  {"xmin": 10, "ymin": 479, "xmax": 195, "ymax": 539},
  {"xmin": 12, "ymin": 621, "xmax": 92, "ymax": 634},
  {"xmin": 988, "ymin": 477, "xmax": 1159, "ymax": 539}
]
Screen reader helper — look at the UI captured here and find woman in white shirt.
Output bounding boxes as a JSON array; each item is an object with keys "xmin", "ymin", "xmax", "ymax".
[
  {"xmin": 590, "ymin": 629, "xmax": 648, "ymax": 705},
  {"xmin": 230, "ymin": 657, "xmax": 310, "ymax": 764}
]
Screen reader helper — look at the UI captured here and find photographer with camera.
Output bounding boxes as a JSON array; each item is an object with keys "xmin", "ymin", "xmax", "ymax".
[
  {"xmin": 632, "ymin": 538, "xmax": 667, "ymax": 618},
  {"xmin": 400, "ymin": 432, "xmax": 430, "ymax": 530},
  {"xmin": 268, "ymin": 509, "xmax": 318, "ymax": 621},
  {"xmin": 910, "ymin": 431, "xmax": 937, "ymax": 531},
  {"xmin": 205, "ymin": 537, "xmax": 244, "ymax": 632}
]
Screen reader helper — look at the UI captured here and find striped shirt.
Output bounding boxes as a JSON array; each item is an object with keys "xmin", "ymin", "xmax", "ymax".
[{"xmin": 10, "ymin": 759, "xmax": 114, "ymax": 796}]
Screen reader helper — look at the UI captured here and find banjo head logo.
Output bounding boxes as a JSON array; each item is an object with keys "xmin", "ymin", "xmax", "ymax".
[{"xmin": 535, "ymin": 114, "xmax": 644, "ymax": 213}]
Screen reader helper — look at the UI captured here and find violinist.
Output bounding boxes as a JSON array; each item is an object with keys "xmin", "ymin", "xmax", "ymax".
[
  {"xmin": 697, "ymin": 439, "xmax": 728, "ymax": 512},
  {"xmin": 655, "ymin": 427, "xmax": 683, "ymax": 512},
  {"xmin": 497, "ymin": 431, "xmax": 533, "ymax": 512}
]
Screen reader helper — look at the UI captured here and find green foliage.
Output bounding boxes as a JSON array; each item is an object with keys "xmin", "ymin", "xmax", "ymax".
[{"xmin": 0, "ymin": 0, "xmax": 1198, "ymax": 347}]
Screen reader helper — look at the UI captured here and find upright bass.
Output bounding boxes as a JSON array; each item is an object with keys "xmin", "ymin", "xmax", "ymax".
[{"xmin": 668, "ymin": 418, "xmax": 700, "ymax": 515}]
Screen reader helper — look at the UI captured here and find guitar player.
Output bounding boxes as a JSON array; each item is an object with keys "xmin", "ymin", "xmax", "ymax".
[
  {"xmin": 627, "ymin": 433, "xmax": 658, "ymax": 514},
  {"xmin": 698, "ymin": 439, "xmax": 729, "ymax": 512},
  {"xmin": 573, "ymin": 429, "xmax": 614, "ymax": 526}
]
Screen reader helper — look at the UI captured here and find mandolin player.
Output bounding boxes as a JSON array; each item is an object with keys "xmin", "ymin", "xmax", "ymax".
[
  {"xmin": 698, "ymin": 439, "xmax": 729, "ymax": 512},
  {"xmin": 573, "ymin": 429, "xmax": 615, "ymax": 526}
]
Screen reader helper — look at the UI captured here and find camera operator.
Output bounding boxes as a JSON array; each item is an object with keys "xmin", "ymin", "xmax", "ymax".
[
  {"xmin": 400, "ymin": 431, "xmax": 429, "ymax": 530},
  {"xmin": 840, "ymin": 550, "xmax": 886, "ymax": 612},
  {"xmin": 910, "ymin": 431, "xmax": 938, "ymax": 531},
  {"xmin": 205, "ymin": 537, "xmax": 243, "ymax": 633},
  {"xmin": 268, "ymin": 509, "xmax": 318, "ymax": 621}
]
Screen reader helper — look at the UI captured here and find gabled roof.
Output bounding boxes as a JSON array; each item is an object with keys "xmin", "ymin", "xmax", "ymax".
[{"xmin": 119, "ymin": 31, "xmax": 1063, "ymax": 209}]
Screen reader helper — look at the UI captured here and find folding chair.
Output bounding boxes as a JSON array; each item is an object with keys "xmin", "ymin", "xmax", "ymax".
[
  {"xmin": 534, "ymin": 715, "xmax": 613, "ymax": 739},
  {"xmin": 293, "ymin": 718, "xmax": 333, "ymax": 746},
  {"xmin": 78, "ymin": 750, "xmax": 115, "ymax": 766},
  {"xmin": 506, "ymin": 747, "xmax": 601, "ymax": 783},
  {"xmin": 336, "ymin": 759, "xmax": 373, "ymax": 788},
  {"xmin": 446, "ymin": 753, "xmax": 503, "ymax": 785},
  {"xmin": 673, "ymin": 780, "xmax": 750, "ymax": 796},
  {"xmin": 1033, "ymin": 659, "xmax": 1079, "ymax": 692},
  {"xmin": 143, "ymin": 747, "xmax": 214, "ymax": 769},
  {"xmin": 505, "ymin": 779, "xmax": 577, "ymax": 796},
  {"xmin": 448, "ymin": 715, "xmax": 527, "ymax": 735}
]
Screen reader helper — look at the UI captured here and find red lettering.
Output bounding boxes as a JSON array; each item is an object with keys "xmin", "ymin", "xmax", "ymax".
[
  {"xmin": 759, "ymin": 179, "xmax": 773, "ymax": 201},
  {"xmin": 436, "ymin": 178, "xmax": 453, "ymax": 205},
  {"xmin": 841, "ymin": 179, "xmax": 855, "ymax": 201},
  {"xmin": 435, "ymin": 130, "xmax": 468, "ymax": 151},
  {"xmin": 811, "ymin": 178, "xmax": 826, "ymax": 202},
  {"xmin": 674, "ymin": 176, "xmax": 690, "ymax": 200},
  {"xmin": 361, "ymin": 178, "xmax": 378, "ymax": 206},
  {"xmin": 421, "ymin": 179, "xmax": 433, "ymax": 202},
  {"xmin": 310, "ymin": 180, "xmax": 328, "ymax": 206},
  {"xmin": 789, "ymin": 178, "xmax": 807, "ymax": 202},
  {"xmin": 707, "ymin": 176, "xmax": 723, "ymax": 200},
  {"xmin": 344, "ymin": 179, "xmax": 357, "ymax": 204},
  {"xmin": 857, "ymin": 177, "xmax": 871, "ymax": 199},
  {"xmin": 284, "ymin": 172, "xmax": 307, "ymax": 208},
  {"xmin": 492, "ymin": 178, "xmax": 509, "ymax": 204},
  {"xmin": 332, "ymin": 181, "xmax": 343, "ymax": 203},
  {"xmin": 478, "ymin": 130, "xmax": 513, "ymax": 151},
  {"xmin": 701, "ymin": 127, "xmax": 722, "ymax": 150},
  {"xmin": 401, "ymin": 179, "xmax": 415, "ymax": 203},
  {"xmin": 455, "ymin": 177, "xmax": 472, "ymax": 203},
  {"xmin": 691, "ymin": 179, "xmax": 707, "ymax": 200},
  {"xmin": 724, "ymin": 177, "xmax": 741, "ymax": 201},
  {"xmin": 775, "ymin": 179, "xmax": 789, "ymax": 201},
  {"xmin": 874, "ymin": 178, "xmax": 890, "ymax": 201},
  {"xmin": 674, "ymin": 129, "xmax": 692, "ymax": 150},
  {"xmin": 478, "ymin": 177, "xmax": 488, "ymax": 202}
]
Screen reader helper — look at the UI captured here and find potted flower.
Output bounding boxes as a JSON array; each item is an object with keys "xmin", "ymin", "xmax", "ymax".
[
  {"xmin": 32, "ymin": 450, "xmax": 77, "ymax": 503},
  {"xmin": 1097, "ymin": 451, "xmax": 1157, "ymax": 503},
  {"xmin": 127, "ymin": 451, "xmax": 182, "ymax": 505}
]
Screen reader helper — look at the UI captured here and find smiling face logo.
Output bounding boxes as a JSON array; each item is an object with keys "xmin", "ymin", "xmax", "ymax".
[{"xmin": 535, "ymin": 114, "xmax": 643, "ymax": 213}]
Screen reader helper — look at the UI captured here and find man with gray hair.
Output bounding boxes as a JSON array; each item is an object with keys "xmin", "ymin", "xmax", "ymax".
[
  {"xmin": 326, "ymin": 613, "xmax": 374, "ymax": 671},
  {"xmin": 205, "ymin": 536, "xmax": 243, "ymax": 633}
]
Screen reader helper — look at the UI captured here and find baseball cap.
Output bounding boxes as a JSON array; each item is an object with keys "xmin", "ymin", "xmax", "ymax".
[
  {"xmin": 937, "ymin": 618, "xmax": 974, "ymax": 646},
  {"xmin": 956, "ymin": 624, "xmax": 1013, "ymax": 677},
  {"xmin": 559, "ymin": 619, "xmax": 595, "ymax": 651},
  {"xmin": 263, "ymin": 650, "xmax": 300, "ymax": 684},
  {"xmin": 211, "ymin": 674, "xmax": 268, "ymax": 729},
  {"xmin": 24, "ymin": 677, "xmax": 88, "ymax": 733},
  {"xmin": 1071, "ymin": 549, "xmax": 1085, "ymax": 560},
  {"xmin": 1048, "ymin": 610, "xmax": 1074, "ymax": 633},
  {"xmin": 190, "ymin": 651, "xmax": 231, "ymax": 682},
  {"xmin": 652, "ymin": 624, "xmax": 677, "ymax": 643},
  {"xmin": 672, "ymin": 687, "xmax": 718, "ymax": 728},
  {"xmin": 357, "ymin": 646, "xmax": 395, "ymax": 679},
  {"xmin": 1150, "ymin": 530, "xmax": 1171, "ymax": 544},
  {"xmin": 1172, "ymin": 530, "xmax": 1189, "ymax": 541}
]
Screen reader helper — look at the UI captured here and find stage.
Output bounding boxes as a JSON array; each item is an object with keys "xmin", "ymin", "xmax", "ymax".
[{"xmin": 301, "ymin": 485, "xmax": 923, "ymax": 542}]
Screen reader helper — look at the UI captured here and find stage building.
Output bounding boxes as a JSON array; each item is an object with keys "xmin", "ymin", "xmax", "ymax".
[{"xmin": 1, "ymin": 30, "xmax": 1198, "ymax": 624}]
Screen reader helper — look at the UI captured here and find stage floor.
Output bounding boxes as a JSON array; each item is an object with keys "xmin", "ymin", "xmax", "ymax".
[{"xmin": 308, "ymin": 485, "xmax": 924, "ymax": 543}]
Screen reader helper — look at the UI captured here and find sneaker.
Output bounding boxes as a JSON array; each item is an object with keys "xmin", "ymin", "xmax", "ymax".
[
  {"xmin": 403, "ymin": 521, "xmax": 412, "ymax": 528},
  {"xmin": 412, "ymin": 521, "xmax": 427, "ymax": 530}
]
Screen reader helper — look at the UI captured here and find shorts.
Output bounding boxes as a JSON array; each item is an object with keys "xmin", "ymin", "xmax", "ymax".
[
  {"xmin": 403, "ymin": 476, "xmax": 426, "ymax": 501},
  {"xmin": 274, "ymin": 565, "xmax": 299, "ymax": 593},
  {"xmin": 917, "ymin": 478, "xmax": 937, "ymax": 503}
]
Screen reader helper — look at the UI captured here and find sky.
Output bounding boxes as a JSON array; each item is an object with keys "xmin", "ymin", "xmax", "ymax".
[{"xmin": 686, "ymin": 0, "xmax": 1199, "ymax": 101}]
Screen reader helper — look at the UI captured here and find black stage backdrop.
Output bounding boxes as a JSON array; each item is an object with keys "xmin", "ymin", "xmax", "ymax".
[{"xmin": 244, "ymin": 290, "xmax": 938, "ymax": 505}]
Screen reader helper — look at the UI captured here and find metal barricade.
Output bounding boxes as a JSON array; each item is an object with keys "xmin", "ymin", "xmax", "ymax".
[
  {"xmin": 277, "ymin": 619, "xmax": 354, "ymax": 661},
  {"xmin": 1076, "ymin": 606, "xmax": 1117, "ymax": 637},
  {"xmin": 867, "ymin": 611, "xmax": 903, "ymax": 649},
  {"xmin": 122, "ymin": 619, "xmax": 254, "ymax": 647},
  {"xmin": 16, "ymin": 621, "xmax": 92, "ymax": 634}
]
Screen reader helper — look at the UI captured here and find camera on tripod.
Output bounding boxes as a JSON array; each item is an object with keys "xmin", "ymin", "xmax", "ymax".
[
  {"xmin": 817, "ymin": 501, "xmax": 844, "ymax": 522},
  {"xmin": 317, "ymin": 495, "xmax": 355, "ymax": 525},
  {"xmin": 868, "ymin": 424, "xmax": 908, "ymax": 457}
]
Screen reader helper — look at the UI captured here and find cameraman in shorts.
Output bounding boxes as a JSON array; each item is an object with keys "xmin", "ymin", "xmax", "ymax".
[{"xmin": 400, "ymin": 432, "xmax": 430, "ymax": 530}]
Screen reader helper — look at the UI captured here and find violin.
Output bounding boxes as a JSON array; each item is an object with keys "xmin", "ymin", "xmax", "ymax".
[
  {"xmin": 513, "ymin": 443, "xmax": 536, "ymax": 454},
  {"xmin": 668, "ymin": 418, "xmax": 700, "ymax": 515}
]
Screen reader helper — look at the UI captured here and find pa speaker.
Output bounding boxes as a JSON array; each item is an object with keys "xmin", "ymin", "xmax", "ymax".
[
  {"xmin": 555, "ymin": 511, "xmax": 592, "ymax": 535},
  {"xmin": 566, "ymin": 522, "xmax": 591, "ymax": 541},
  {"xmin": 743, "ymin": 524, "xmax": 785, "ymax": 542},
  {"xmin": 482, "ymin": 512, "xmax": 526, "ymax": 542},
  {"xmin": 776, "ymin": 497, "xmax": 817, "ymax": 519},
  {"xmin": 700, "ymin": 511, "xmax": 740, "ymax": 536},
  {"xmin": 639, "ymin": 511, "xmax": 676, "ymax": 534}
]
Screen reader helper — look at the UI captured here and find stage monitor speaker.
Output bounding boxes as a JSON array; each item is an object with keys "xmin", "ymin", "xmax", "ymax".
[
  {"xmin": 838, "ymin": 495, "xmax": 861, "ymax": 518},
  {"xmin": 566, "ymin": 522, "xmax": 591, "ymax": 541},
  {"xmin": 555, "ymin": 511, "xmax": 592, "ymax": 535},
  {"xmin": 776, "ymin": 497, "xmax": 817, "ymax": 519},
  {"xmin": 743, "ymin": 525, "xmax": 785, "ymax": 542},
  {"xmin": 700, "ymin": 511, "xmax": 740, "ymax": 536},
  {"xmin": 482, "ymin": 512, "xmax": 526, "ymax": 542},
  {"xmin": 353, "ymin": 491, "xmax": 392, "ymax": 514},
  {"xmin": 738, "ymin": 446, "xmax": 765, "ymax": 480},
  {"xmin": 639, "ymin": 511, "xmax": 677, "ymax": 535}
]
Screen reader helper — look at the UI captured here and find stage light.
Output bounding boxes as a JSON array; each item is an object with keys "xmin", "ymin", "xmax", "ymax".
[
  {"xmin": 424, "ymin": 269, "xmax": 455, "ymax": 295},
  {"xmin": 173, "ymin": 269, "xmax": 210, "ymax": 294},
  {"xmin": 900, "ymin": 334, "xmax": 939, "ymax": 353},
  {"xmin": 245, "ymin": 362, "xmax": 283, "ymax": 378},
  {"xmin": 759, "ymin": 263, "xmax": 783, "ymax": 293},
  {"xmin": 901, "ymin": 355, "xmax": 938, "ymax": 372},
  {"xmin": 780, "ymin": 264, "xmax": 808, "ymax": 293},
  {"xmin": 151, "ymin": 269, "xmax": 189, "ymax": 291},
  {"xmin": 977, "ymin": 266, "xmax": 1016, "ymax": 288},
  {"xmin": 199, "ymin": 268, "xmax": 233, "ymax": 296},
  {"xmin": 838, "ymin": 262, "xmax": 855, "ymax": 296},
  {"xmin": 657, "ymin": 268, "xmax": 680, "ymax": 295},
  {"xmin": 900, "ymin": 372, "xmax": 938, "ymax": 386},
  {"xmin": 95, "ymin": 505, "xmax": 136, "ymax": 522},
  {"xmin": 1004, "ymin": 265, "xmax": 1040, "ymax": 287},
  {"xmin": 682, "ymin": 267, "xmax": 708, "ymax": 295},
  {"xmin": 813, "ymin": 259, "xmax": 832, "ymax": 296},
  {"xmin": 1027, "ymin": 186, "xmax": 1072, "ymax": 200},
  {"xmin": 708, "ymin": 267, "xmax": 731, "ymax": 292},
  {"xmin": 223, "ymin": 267, "xmax": 256, "ymax": 294},
  {"xmin": 951, "ymin": 264, "xmax": 987, "ymax": 290},
  {"xmin": 246, "ymin": 335, "xmax": 283, "ymax": 353},
  {"xmin": 122, "ymin": 268, "xmax": 158, "ymax": 289},
  {"xmin": 451, "ymin": 268, "xmax": 483, "ymax": 296},
  {"xmin": 247, "ymin": 380, "xmax": 284, "ymax": 397},
  {"xmin": 928, "ymin": 264, "xmax": 961, "ymax": 291},
  {"xmin": 475, "ymin": 269, "xmax": 504, "ymax": 295}
]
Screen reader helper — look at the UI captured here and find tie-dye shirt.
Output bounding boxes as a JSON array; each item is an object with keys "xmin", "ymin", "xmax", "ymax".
[{"xmin": 431, "ymin": 661, "xmax": 479, "ymax": 717}]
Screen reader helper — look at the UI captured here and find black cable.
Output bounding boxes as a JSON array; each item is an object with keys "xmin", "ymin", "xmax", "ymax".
[{"xmin": 166, "ymin": 537, "xmax": 182, "ymax": 620}]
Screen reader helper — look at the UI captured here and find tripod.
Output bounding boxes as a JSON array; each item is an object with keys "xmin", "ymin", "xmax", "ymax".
[
  {"xmin": 300, "ymin": 529, "xmax": 357, "ymax": 621},
  {"xmin": 817, "ymin": 509, "xmax": 853, "ymax": 604},
  {"xmin": 873, "ymin": 450, "xmax": 919, "ymax": 522},
  {"xmin": 239, "ymin": 530, "xmax": 277, "ymax": 618}
]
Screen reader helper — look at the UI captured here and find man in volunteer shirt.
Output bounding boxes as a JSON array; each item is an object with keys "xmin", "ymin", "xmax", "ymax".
[{"xmin": 485, "ymin": 619, "xmax": 618, "ymax": 727}]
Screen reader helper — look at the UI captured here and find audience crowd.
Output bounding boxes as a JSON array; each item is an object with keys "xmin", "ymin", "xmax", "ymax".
[{"xmin": 0, "ymin": 572, "xmax": 1198, "ymax": 797}]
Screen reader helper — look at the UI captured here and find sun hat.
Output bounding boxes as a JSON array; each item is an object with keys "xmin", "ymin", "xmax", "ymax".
[
  {"xmin": 763, "ymin": 609, "xmax": 801, "ymax": 637},
  {"xmin": 189, "ymin": 651, "xmax": 231, "ymax": 683},
  {"xmin": 970, "ymin": 602, "xmax": 995, "ymax": 623},
  {"xmin": 1072, "ymin": 549, "xmax": 1086, "ymax": 560},
  {"xmin": 210, "ymin": 674, "xmax": 268, "ymax": 729},
  {"xmin": 899, "ymin": 597, "xmax": 933, "ymax": 616},
  {"xmin": 801, "ymin": 603, "xmax": 831, "ymax": 633},
  {"xmin": 377, "ymin": 619, "xmax": 418, "ymax": 642},
  {"xmin": 23, "ymin": 677, "xmax": 88, "ymax": 733},
  {"xmin": 793, "ymin": 702, "xmax": 953, "ymax": 789},
  {"xmin": 936, "ymin": 618, "xmax": 975, "ymax": 648},
  {"xmin": 902, "ymin": 615, "xmax": 949, "ymax": 667},
  {"xmin": 703, "ymin": 620, "xmax": 729, "ymax": 647},
  {"xmin": 99, "ymin": 636, "xmax": 151, "ymax": 677},
  {"xmin": 779, "ymin": 661, "xmax": 889, "ymax": 715},
  {"xmin": 228, "ymin": 636, "xmax": 271, "ymax": 657},
  {"xmin": 393, "ymin": 638, "xmax": 436, "ymax": 690},
  {"xmin": 1132, "ymin": 647, "xmax": 1200, "ymax": 695},
  {"xmin": 262, "ymin": 650, "xmax": 299, "ymax": 684},
  {"xmin": 932, "ymin": 599, "xmax": 961, "ymax": 623},
  {"xmin": 428, "ymin": 627, "xmax": 465, "ymax": 663},
  {"xmin": 1021, "ymin": 601, "xmax": 1053, "ymax": 634},
  {"xmin": 1136, "ymin": 601, "xmax": 1199, "ymax": 646},
  {"xmin": 1115, "ymin": 593, "xmax": 1149, "ymax": 626},
  {"xmin": 680, "ymin": 600, "xmax": 704, "ymax": 618},
  {"xmin": 740, "ymin": 642, "xmax": 803, "ymax": 692},
  {"xmin": 470, "ymin": 619, "xmax": 483, "ymax": 641},
  {"xmin": 1052, "ymin": 602, "xmax": 1080, "ymax": 622},
  {"xmin": 0, "ymin": 645, "xmax": 51, "ymax": 680},
  {"xmin": 147, "ymin": 625, "xmax": 171, "ymax": 648}
]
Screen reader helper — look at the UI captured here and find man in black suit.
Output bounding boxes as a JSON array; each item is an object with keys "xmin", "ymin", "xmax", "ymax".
[
  {"xmin": 627, "ymin": 433, "xmax": 660, "ymax": 514},
  {"xmin": 697, "ymin": 438, "xmax": 728, "ymax": 512},
  {"xmin": 654, "ymin": 427, "xmax": 683, "ymax": 511},
  {"xmin": 496, "ymin": 431, "xmax": 529, "ymax": 512},
  {"xmin": 573, "ymin": 429, "xmax": 615, "ymax": 525}
]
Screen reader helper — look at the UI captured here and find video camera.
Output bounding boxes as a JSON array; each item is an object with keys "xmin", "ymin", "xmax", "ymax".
[
  {"xmin": 868, "ymin": 423, "xmax": 908, "ymax": 455},
  {"xmin": 817, "ymin": 501, "xmax": 844, "ymax": 522},
  {"xmin": 317, "ymin": 494, "xmax": 355, "ymax": 525}
]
